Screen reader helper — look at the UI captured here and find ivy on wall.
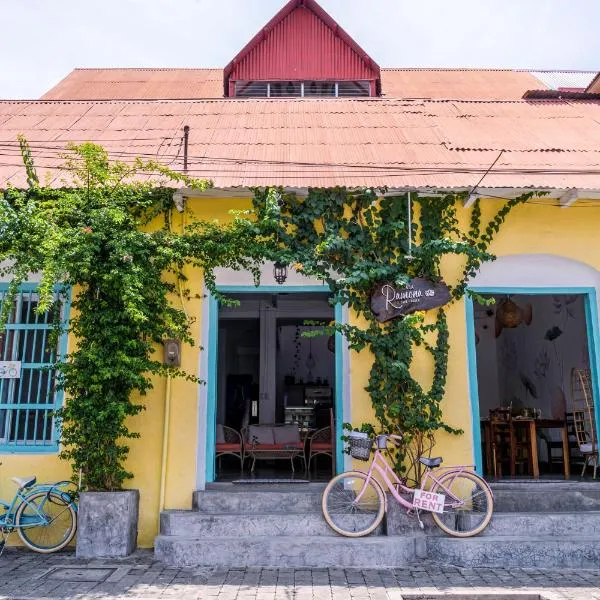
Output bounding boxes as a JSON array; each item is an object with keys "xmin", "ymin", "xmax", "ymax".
[
  {"xmin": 253, "ymin": 187, "xmax": 537, "ymax": 481},
  {"xmin": 0, "ymin": 141, "xmax": 268, "ymax": 490},
  {"xmin": 1, "ymin": 139, "xmax": 539, "ymax": 489}
]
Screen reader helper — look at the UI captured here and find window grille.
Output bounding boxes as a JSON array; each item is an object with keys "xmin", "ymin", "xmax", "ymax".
[
  {"xmin": 233, "ymin": 80, "xmax": 373, "ymax": 98},
  {"xmin": 269, "ymin": 81, "xmax": 302, "ymax": 97},
  {"xmin": 0, "ymin": 285, "xmax": 70, "ymax": 452},
  {"xmin": 235, "ymin": 81, "xmax": 269, "ymax": 98},
  {"xmin": 337, "ymin": 81, "xmax": 370, "ymax": 97},
  {"xmin": 304, "ymin": 81, "xmax": 336, "ymax": 97}
]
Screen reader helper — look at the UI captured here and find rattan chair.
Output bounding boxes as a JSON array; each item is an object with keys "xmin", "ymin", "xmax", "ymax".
[
  {"xmin": 306, "ymin": 409, "xmax": 335, "ymax": 476},
  {"xmin": 570, "ymin": 368, "xmax": 598, "ymax": 479},
  {"xmin": 215, "ymin": 425, "xmax": 244, "ymax": 473}
]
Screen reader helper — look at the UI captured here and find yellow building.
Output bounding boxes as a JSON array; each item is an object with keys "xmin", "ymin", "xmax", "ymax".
[{"xmin": 1, "ymin": 0, "xmax": 600, "ymax": 554}]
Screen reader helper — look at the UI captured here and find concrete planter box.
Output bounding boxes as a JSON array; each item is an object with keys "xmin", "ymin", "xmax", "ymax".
[{"xmin": 76, "ymin": 490, "xmax": 139, "ymax": 558}]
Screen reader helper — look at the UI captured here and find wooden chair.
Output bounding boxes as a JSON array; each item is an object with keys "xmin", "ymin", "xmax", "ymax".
[
  {"xmin": 489, "ymin": 408, "xmax": 533, "ymax": 477},
  {"xmin": 306, "ymin": 408, "xmax": 334, "ymax": 476},
  {"xmin": 215, "ymin": 425, "xmax": 244, "ymax": 473},
  {"xmin": 546, "ymin": 412, "xmax": 579, "ymax": 473},
  {"xmin": 570, "ymin": 368, "xmax": 598, "ymax": 478},
  {"xmin": 489, "ymin": 408, "xmax": 511, "ymax": 477}
]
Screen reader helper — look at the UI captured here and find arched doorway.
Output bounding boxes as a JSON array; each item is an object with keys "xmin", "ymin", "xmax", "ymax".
[{"xmin": 466, "ymin": 254, "xmax": 600, "ymax": 479}]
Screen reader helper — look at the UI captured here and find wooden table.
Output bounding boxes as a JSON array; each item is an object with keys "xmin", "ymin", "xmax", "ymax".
[{"xmin": 481, "ymin": 417, "xmax": 571, "ymax": 479}]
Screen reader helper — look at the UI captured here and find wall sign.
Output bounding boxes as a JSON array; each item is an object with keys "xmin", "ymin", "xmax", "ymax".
[
  {"xmin": 370, "ymin": 278, "xmax": 451, "ymax": 322},
  {"xmin": 0, "ymin": 361, "xmax": 21, "ymax": 379}
]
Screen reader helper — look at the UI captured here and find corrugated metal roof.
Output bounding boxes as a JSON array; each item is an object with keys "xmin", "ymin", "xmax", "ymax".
[
  {"xmin": 42, "ymin": 68, "xmax": 553, "ymax": 101},
  {"xmin": 1, "ymin": 97, "xmax": 600, "ymax": 190},
  {"xmin": 530, "ymin": 71, "xmax": 597, "ymax": 91},
  {"xmin": 381, "ymin": 69, "xmax": 546, "ymax": 100},
  {"xmin": 41, "ymin": 69, "xmax": 224, "ymax": 101}
]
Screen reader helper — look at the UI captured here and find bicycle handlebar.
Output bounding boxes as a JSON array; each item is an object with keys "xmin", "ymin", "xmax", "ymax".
[{"xmin": 375, "ymin": 433, "xmax": 403, "ymax": 449}]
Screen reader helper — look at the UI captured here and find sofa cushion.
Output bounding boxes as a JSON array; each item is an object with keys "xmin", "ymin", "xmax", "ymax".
[
  {"xmin": 273, "ymin": 424, "xmax": 301, "ymax": 444},
  {"xmin": 311, "ymin": 442, "xmax": 332, "ymax": 451},
  {"xmin": 248, "ymin": 443, "xmax": 303, "ymax": 451},
  {"xmin": 248, "ymin": 425, "xmax": 275, "ymax": 445},
  {"xmin": 216, "ymin": 443, "xmax": 241, "ymax": 452}
]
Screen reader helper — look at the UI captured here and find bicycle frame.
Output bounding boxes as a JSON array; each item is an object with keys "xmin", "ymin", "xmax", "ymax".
[
  {"xmin": 0, "ymin": 481, "xmax": 78, "ymax": 531},
  {"xmin": 355, "ymin": 448, "xmax": 490, "ymax": 513}
]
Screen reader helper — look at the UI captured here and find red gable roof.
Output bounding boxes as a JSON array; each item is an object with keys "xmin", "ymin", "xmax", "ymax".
[
  {"xmin": 587, "ymin": 73, "xmax": 600, "ymax": 93},
  {"xmin": 223, "ymin": 0, "xmax": 381, "ymax": 96}
]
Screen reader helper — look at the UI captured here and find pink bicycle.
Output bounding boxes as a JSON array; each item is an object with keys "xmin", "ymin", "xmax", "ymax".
[{"xmin": 322, "ymin": 433, "xmax": 494, "ymax": 538}]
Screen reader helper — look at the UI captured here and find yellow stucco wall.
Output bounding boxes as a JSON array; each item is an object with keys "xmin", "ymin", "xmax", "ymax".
[{"xmin": 2, "ymin": 196, "xmax": 599, "ymax": 547}]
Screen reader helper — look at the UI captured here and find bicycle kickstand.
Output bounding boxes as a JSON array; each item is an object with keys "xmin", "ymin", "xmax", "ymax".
[
  {"xmin": 0, "ymin": 528, "xmax": 8, "ymax": 557},
  {"xmin": 415, "ymin": 509, "xmax": 425, "ymax": 530}
]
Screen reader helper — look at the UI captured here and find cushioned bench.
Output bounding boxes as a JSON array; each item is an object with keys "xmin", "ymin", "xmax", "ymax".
[{"xmin": 242, "ymin": 424, "xmax": 306, "ymax": 473}]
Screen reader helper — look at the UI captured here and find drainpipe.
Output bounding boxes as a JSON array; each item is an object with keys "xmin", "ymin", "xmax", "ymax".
[
  {"xmin": 183, "ymin": 125, "xmax": 190, "ymax": 175},
  {"xmin": 407, "ymin": 191, "xmax": 413, "ymax": 260},
  {"xmin": 158, "ymin": 374, "xmax": 172, "ymax": 523}
]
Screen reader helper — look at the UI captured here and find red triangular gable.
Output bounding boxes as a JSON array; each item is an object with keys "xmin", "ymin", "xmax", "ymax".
[{"xmin": 224, "ymin": 0, "xmax": 381, "ymax": 96}]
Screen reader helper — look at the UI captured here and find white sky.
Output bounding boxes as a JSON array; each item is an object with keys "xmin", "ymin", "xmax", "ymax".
[{"xmin": 1, "ymin": 0, "xmax": 598, "ymax": 99}]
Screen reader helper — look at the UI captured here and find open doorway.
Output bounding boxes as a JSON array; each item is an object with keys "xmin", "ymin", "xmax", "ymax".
[
  {"xmin": 471, "ymin": 292, "xmax": 598, "ymax": 479},
  {"xmin": 214, "ymin": 292, "xmax": 336, "ymax": 481}
]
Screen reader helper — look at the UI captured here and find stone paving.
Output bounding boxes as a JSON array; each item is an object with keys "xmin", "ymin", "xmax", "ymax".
[{"xmin": 0, "ymin": 548, "xmax": 598, "ymax": 599}]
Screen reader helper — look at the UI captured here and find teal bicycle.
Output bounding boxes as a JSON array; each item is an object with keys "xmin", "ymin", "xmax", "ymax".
[{"xmin": 0, "ymin": 468, "xmax": 78, "ymax": 554}]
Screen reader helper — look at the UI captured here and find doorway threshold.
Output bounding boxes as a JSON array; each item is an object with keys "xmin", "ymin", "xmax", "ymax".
[
  {"xmin": 232, "ymin": 478, "xmax": 310, "ymax": 484},
  {"xmin": 205, "ymin": 481, "xmax": 326, "ymax": 492}
]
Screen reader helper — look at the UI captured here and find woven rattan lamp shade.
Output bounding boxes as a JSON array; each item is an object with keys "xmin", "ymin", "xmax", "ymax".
[{"xmin": 497, "ymin": 298, "xmax": 522, "ymax": 328}]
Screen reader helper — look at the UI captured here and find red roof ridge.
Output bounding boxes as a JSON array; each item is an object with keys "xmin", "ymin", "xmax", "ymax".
[
  {"xmin": 4, "ymin": 97, "xmax": 600, "ymax": 106},
  {"xmin": 63, "ymin": 67, "xmax": 597, "ymax": 74},
  {"xmin": 382, "ymin": 67, "xmax": 597, "ymax": 73},
  {"xmin": 383, "ymin": 68, "xmax": 518, "ymax": 72},
  {"xmin": 70, "ymin": 67, "xmax": 221, "ymax": 72}
]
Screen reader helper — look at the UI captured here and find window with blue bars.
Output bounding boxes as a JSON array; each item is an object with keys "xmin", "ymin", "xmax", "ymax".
[{"xmin": 0, "ymin": 285, "xmax": 70, "ymax": 453}]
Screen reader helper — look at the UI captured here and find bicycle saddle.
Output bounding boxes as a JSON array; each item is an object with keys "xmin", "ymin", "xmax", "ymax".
[
  {"xmin": 419, "ymin": 457, "xmax": 442, "ymax": 468},
  {"xmin": 12, "ymin": 476, "xmax": 36, "ymax": 489}
]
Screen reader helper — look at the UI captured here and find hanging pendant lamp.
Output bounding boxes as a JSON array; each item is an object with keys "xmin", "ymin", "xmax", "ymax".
[
  {"xmin": 497, "ymin": 298, "xmax": 523, "ymax": 329},
  {"xmin": 273, "ymin": 261, "xmax": 288, "ymax": 285}
]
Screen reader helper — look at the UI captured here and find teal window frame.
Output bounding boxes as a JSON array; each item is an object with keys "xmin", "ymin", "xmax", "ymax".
[{"xmin": 0, "ymin": 283, "xmax": 71, "ymax": 454}]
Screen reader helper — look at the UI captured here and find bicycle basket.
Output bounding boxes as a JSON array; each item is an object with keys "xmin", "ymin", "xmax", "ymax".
[{"xmin": 348, "ymin": 436, "xmax": 373, "ymax": 461}]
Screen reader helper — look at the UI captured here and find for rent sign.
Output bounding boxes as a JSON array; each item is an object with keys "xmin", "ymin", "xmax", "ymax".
[
  {"xmin": 370, "ymin": 278, "xmax": 451, "ymax": 322},
  {"xmin": 412, "ymin": 489, "xmax": 445, "ymax": 513}
]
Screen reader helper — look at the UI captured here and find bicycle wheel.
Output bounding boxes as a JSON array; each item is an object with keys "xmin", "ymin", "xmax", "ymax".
[
  {"xmin": 16, "ymin": 491, "xmax": 77, "ymax": 553},
  {"xmin": 430, "ymin": 470, "xmax": 493, "ymax": 537},
  {"xmin": 322, "ymin": 471, "xmax": 385, "ymax": 537}
]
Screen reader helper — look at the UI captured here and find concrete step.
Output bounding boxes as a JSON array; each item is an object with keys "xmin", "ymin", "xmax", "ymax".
[
  {"xmin": 427, "ymin": 536, "xmax": 600, "ymax": 569},
  {"xmin": 161, "ymin": 510, "xmax": 384, "ymax": 537},
  {"xmin": 154, "ymin": 535, "xmax": 416, "ymax": 568},
  {"xmin": 490, "ymin": 482, "xmax": 600, "ymax": 512},
  {"xmin": 481, "ymin": 511, "xmax": 600, "ymax": 537},
  {"xmin": 387, "ymin": 503, "xmax": 600, "ymax": 537},
  {"xmin": 193, "ymin": 486, "xmax": 324, "ymax": 514}
]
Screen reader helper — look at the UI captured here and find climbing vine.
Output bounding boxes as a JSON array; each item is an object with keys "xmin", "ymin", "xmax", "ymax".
[
  {"xmin": 253, "ymin": 187, "xmax": 537, "ymax": 482},
  {"xmin": 0, "ymin": 141, "xmax": 269, "ymax": 490},
  {"xmin": 1, "ymin": 138, "xmax": 540, "ymax": 489}
]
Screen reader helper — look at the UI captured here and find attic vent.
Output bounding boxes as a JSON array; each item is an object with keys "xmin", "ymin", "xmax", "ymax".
[{"xmin": 234, "ymin": 80, "xmax": 372, "ymax": 98}]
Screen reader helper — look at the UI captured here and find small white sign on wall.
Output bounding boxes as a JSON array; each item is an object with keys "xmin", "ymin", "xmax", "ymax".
[{"xmin": 0, "ymin": 361, "xmax": 21, "ymax": 379}]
